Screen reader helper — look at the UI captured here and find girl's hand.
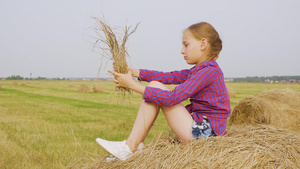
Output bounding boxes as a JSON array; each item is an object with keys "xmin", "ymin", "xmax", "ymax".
[
  {"xmin": 112, "ymin": 61, "xmax": 140, "ymax": 78},
  {"xmin": 108, "ymin": 69, "xmax": 135, "ymax": 88},
  {"xmin": 129, "ymin": 68, "xmax": 140, "ymax": 78}
]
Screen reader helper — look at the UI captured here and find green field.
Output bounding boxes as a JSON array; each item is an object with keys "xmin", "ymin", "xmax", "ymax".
[{"xmin": 0, "ymin": 80, "xmax": 299, "ymax": 168}]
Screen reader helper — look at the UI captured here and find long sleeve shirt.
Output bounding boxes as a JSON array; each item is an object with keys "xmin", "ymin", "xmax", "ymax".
[{"xmin": 138, "ymin": 60, "xmax": 231, "ymax": 135}]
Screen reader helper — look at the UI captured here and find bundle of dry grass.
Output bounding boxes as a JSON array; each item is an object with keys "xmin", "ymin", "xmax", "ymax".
[
  {"xmin": 93, "ymin": 85, "xmax": 104, "ymax": 93},
  {"xmin": 0, "ymin": 83, "xmax": 2, "ymax": 90},
  {"xmin": 21, "ymin": 82, "xmax": 27, "ymax": 86},
  {"xmin": 229, "ymin": 89, "xmax": 300, "ymax": 132},
  {"xmin": 77, "ymin": 84, "xmax": 90, "ymax": 93},
  {"xmin": 12, "ymin": 81, "xmax": 18, "ymax": 85},
  {"xmin": 68, "ymin": 83, "xmax": 75, "ymax": 88},
  {"xmin": 83, "ymin": 125, "xmax": 300, "ymax": 169},
  {"xmin": 93, "ymin": 17, "xmax": 139, "ymax": 98},
  {"xmin": 227, "ymin": 87, "xmax": 236, "ymax": 98}
]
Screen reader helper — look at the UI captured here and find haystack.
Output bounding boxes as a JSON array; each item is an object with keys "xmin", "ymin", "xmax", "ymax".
[
  {"xmin": 21, "ymin": 82, "xmax": 27, "ymax": 86},
  {"xmin": 77, "ymin": 84, "xmax": 90, "ymax": 93},
  {"xmin": 12, "ymin": 81, "xmax": 18, "ymax": 85},
  {"xmin": 0, "ymin": 83, "xmax": 2, "ymax": 90},
  {"xmin": 84, "ymin": 125, "xmax": 300, "ymax": 169},
  {"xmin": 68, "ymin": 83, "xmax": 75, "ymax": 88},
  {"xmin": 227, "ymin": 87, "xmax": 236, "ymax": 98},
  {"xmin": 229, "ymin": 89, "xmax": 300, "ymax": 132},
  {"xmin": 93, "ymin": 85, "xmax": 104, "ymax": 93}
]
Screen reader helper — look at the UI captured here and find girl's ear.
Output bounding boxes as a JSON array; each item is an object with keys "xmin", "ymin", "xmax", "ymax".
[{"xmin": 200, "ymin": 38, "xmax": 208, "ymax": 51}]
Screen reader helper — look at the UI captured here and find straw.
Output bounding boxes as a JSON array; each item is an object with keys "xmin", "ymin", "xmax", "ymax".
[{"xmin": 93, "ymin": 17, "xmax": 139, "ymax": 99}]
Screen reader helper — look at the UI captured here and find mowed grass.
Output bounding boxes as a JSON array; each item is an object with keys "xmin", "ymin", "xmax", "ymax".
[{"xmin": 0, "ymin": 80, "xmax": 299, "ymax": 168}]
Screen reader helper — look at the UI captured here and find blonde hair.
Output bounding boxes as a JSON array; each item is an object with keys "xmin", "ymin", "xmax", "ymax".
[{"xmin": 187, "ymin": 22, "xmax": 222, "ymax": 61}]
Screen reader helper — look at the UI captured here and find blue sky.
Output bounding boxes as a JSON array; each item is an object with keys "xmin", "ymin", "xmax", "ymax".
[{"xmin": 1, "ymin": 0, "xmax": 299, "ymax": 78}]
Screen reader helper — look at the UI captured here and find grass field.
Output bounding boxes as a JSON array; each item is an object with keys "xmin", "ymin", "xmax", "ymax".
[{"xmin": 0, "ymin": 80, "xmax": 299, "ymax": 168}]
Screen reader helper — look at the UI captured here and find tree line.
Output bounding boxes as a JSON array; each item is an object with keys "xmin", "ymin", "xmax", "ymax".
[
  {"xmin": 233, "ymin": 76, "xmax": 300, "ymax": 82},
  {"xmin": 4, "ymin": 75, "xmax": 300, "ymax": 83},
  {"xmin": 5, "ymin": 75, "xmax": 64, "ymax": 80}
]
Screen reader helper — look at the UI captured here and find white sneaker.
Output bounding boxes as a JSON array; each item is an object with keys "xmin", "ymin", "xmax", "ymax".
[
  {"xmin": 105, "ymin": 142, "xmax": 144, "ymax": 161},
  {"xmin": 96, "ymin": 138, "xmax": 143, "ymax": 161}
]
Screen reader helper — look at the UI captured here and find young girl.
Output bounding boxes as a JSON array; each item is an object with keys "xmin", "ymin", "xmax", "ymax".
[{"xmin": 96, "ymin": 22, "xmax": 231, "ymax": 161}]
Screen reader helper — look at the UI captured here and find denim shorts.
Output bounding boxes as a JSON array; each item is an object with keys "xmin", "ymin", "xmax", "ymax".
[{"xmin": 191, "ymin": 118, "xmax": 216, "ymax": 140}]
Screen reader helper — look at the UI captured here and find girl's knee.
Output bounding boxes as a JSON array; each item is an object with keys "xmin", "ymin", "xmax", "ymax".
[
  {"xmin": 148, "ymin": 81, "xmax": 169, "ymax": 90},
  {"xmin": 148, "ymin": 81, "xmax": 161, "ymax": 87}
]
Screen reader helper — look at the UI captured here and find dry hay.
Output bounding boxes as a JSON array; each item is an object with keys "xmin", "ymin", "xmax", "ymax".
[
  {"xmin": 227, "ymin": 87, "xmax": 236, "ymax": 98},
  {"xmin": 93, "ymin": 17, "xmax": 139, "ymax": 99},
  {"xmin": 68, "ymin": 83, "xmax": 75, "ymax": 88},
  {"xmin": 93, "ymin": 84, "xmax": 104, "ymax": 93},
  {"xmin": 77, "ymin": 84, "xmax": 90, "ymax": 93},
  {"xmin": 12, "ymin": 81, "xmax": 18, "ymax": 85},
  {"xmin": 82, "ymin": 125, "xmax": 300, "ymax": 169},
  {"xmin": 21, "ymin": 82, "xmax": 27, "ymax": 86},
  {"xmin": 229, "ymin": 89, "xmax": 300, "ymax": 132},
  {"xmin": 0, "ymin": 83, "xmax": 2, "ymax": 90}
]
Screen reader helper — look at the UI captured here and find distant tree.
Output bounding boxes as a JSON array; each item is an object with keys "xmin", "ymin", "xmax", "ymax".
[
  {"xmin": 36, "ymin": 76, "xmax": 47, "ymax": 80},
  {"xmin": 6, "ymin": 75, "xmax": 24, "ymax": 80}
]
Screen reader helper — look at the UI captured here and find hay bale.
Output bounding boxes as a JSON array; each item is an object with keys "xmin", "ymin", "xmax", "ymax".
[
  {"xmin": 68, "ymin": 83, "xmax": 75, "ymax": 88},
  {"xmin": 77, "ymin": 84, "xmax": 90, "ymax": 93},
  {"xmin": 12, "ymin": 81, "xmax": 18, "ymax": 85},
  {"xmin": 84, "ymin": 125, "xmax": 300, "ymax": 169},
  {"xmin": 21, "ymin": 82, "xmax": 27, "ymax": 86},
  {"xmin": 0, "ymin": 83, "xmax": 2, "ymax": 90},
  {"xmin": 93, "ymin": 85, "xmax": 104, "ymax": 93},
  {"xmin": 229, "ymin": 89, "xmax": 300, "ymax": 132},
  {"xmin": 227, "ymin": 87, "xmax": 236, "ymax": 98}
]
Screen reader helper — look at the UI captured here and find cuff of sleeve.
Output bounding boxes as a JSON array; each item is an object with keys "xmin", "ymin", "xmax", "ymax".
[
  {"xmin": 138, "ymin": 69, "xmax": 146, "ymax": 81},
  {"xmin": 143, "ymin": 86, "xmax": 152, "ymax": 103}
]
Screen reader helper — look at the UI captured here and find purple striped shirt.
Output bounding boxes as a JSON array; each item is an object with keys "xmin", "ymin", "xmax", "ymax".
[{"xmin": 139, "ymin": 61, "xmax": 231, "ymax": 135}]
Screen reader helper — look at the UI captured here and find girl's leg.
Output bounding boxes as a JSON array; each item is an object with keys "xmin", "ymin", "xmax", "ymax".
[
  {"xmin": 160, "ymin": 103, "xmax": 194, "ymax": 142},
  {"xmin": 126, "ymin": 81, "xmax": 194, "ymax": 152},
  {"xmin": 149, "ymin": 81, "xmax": 194, "ymax": 142},
  {"xmin": 126, "ymin": 99, "xmax": 160, "ymax": 152}
]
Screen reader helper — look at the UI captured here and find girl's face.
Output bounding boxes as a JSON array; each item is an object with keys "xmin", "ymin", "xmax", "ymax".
[{"xmin": 181, "ymin": 30, "xmax": 208, "ymax": 65}]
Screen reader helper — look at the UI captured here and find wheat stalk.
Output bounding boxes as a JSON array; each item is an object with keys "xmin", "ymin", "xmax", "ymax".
[{"xmin": 93, "ymin": 17, "xmax": 140, "ymax": 99}]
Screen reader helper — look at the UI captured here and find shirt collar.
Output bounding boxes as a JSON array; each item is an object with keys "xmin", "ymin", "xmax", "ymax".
[{"xmin": 191, "ymin": 60, "xmax": 218, "ymax": 72}]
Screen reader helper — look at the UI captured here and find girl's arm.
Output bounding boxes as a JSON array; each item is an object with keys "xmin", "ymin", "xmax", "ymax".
[
  {"xmin": 139, "ymin": 69, "xmax": 191, "ymax": 84},
  {"xmin": 109, "ymin": 66, "xmax": 217, "ymax": 106},
  {"xmin": 112, "ymin": 61, "xmax": 190, "ymax": 84},
  {"xmin": 143, "ymin": 66, "xmax": 217, "ymax": 106}
]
